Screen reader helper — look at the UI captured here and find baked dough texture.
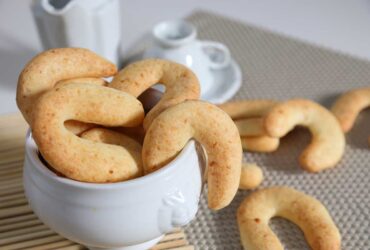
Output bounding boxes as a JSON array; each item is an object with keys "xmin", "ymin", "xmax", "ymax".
[
  {"xmin": 237, "ymin": 186, "xmax": 341, "ymax": 250},
  {"xmin": 142, "ymin": 100, "xmax": 242, "ymax": 210},
  {"xmin": 219, "ymin": 100, "xmax": 280, "ymax": 153},
  {"xmin": 17, "ymin": 48, "xmax": 117, "ymax": 124},
  {"xmin": 264, "ymin": 99, "xmax": 345, "ymax": 172},
  {"xmin": 81, "ymin": 128, "xmax": 143, "ymax": 177},
  {"xmin": 110, "ymin": 59, "xmax": 200, "ymax": 130},
  {"xmin": 32, "ymin": 83, "xmax": 144, "ymax": 183},
  {"xmin": 239, "ymin": 163, "xmax": 263, "ymax": 190},
  {"xmin": 331, "ymin": 87, "xmax": 370, "ymax": 146}
]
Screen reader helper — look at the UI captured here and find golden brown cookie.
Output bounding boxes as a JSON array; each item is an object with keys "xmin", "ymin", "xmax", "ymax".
[
  {"xmin": 57, "ymin": 77, "xmax": 108, "ymax": 135},
  {"xmin": 264, "ymin": 99, "xmax": 345, "ymax": 172},
  {"xmin": 331, "ymin": 87, "xmax": 370, "ymax": 132},
  {"xmin": 17, "ymin": 48, "xmax": 117, "ymax": 125},
  {"xmin": 81, "ymin": 128, "xmax": 143, "ymax": 177},
  {"xmin": 113, "ymin": 125, "xmax": 146, "ymax": 144},
  {"xmin": 219, "ymin": 100, "xmax": 280, "ymax": 153},
  {"xmin": 110, "ymin": 59, "xmax": 200, "ymax": 130},
  {"xmin": 218, "ymin": 100, "xmax": 278, "ymax": 119},
  {"xmin": 237, "ymin": 186, "xmax": 341, "ymax": 250},
  {"xmin": 235, "ymin": 118, "xmax": 266, "ymax": 136},
  {"xmin": 331, "ymin": 87, "xmax": 370, "ymax": 146},
  {"xmin": 142, "ymin": 100, "xmax": 242, "ymax": 210},
  {"xmin": 56, "ymin": 77, "xmax": 108, "ymax": 87},
  {"xmin": 32, "ymin": 83, "xmax": 144, "ymax": 183},
  {"xmin": 241, "ymin": 136, "xmax": 280, "ymax": 152},
  {"xmin": 239, "ymin": 163, "xmax": 263, "ymax": 190}
]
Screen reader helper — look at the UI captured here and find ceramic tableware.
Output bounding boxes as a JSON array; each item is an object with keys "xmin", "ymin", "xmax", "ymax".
[
  {"xmin": 23, "ymin": 133, "xmax": 205, "ymax": 250},
  {"xmin": 32, "ymin": 0, "xmax": 121, "ymax": 64},
  {"xmin": 143, "ymin": 20, "xmax": 235, "ymax": 99}
]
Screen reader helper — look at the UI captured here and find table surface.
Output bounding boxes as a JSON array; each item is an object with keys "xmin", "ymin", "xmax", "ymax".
[{"xmin": 1, "ymin": 0, "xmax": 370, "ymax": 115}]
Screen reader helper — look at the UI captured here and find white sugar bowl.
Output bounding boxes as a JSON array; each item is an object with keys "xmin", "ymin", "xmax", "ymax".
[{"xmin": 23, "ymin": 131, "xmax": 205, "ymax": 250}]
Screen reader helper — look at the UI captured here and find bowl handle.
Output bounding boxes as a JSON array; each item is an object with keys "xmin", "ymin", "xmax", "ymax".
[{"xmin": 158, "ymin": 189, "xmax": 198, "ymax": 233}]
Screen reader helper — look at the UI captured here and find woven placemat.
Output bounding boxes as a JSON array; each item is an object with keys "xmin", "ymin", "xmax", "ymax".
[
  {"xmin": 183, "ymin": 11, "xmax": 370, "ymax": 249},
  {"xmin": 0, "ymin": 114, "xmax": 193, "ymax": 250}
]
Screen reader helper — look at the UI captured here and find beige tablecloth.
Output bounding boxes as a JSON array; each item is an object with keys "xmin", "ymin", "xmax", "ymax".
[{"xmin": 184, "ymin": 11, "xmax": 370, "ymax": 250}]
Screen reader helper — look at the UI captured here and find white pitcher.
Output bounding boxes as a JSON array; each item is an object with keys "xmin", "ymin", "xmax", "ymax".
[{"xmin": 32, "ymin": 0, "xmax": 120, "ymax": 64}]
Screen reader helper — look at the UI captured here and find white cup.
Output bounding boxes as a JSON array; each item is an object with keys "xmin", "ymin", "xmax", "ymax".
[
  {"xmin": 23, "ymin": 132, "xmax": 205, "ymax": 250},
  {"xmin": 143, "ymin": 20, "xmax": 231, "ymax": 96}
]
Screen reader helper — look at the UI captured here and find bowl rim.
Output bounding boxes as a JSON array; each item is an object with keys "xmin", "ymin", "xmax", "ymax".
[{"xmin": 25, "ymin": 129, "xmax": 200, "ymax": 190}]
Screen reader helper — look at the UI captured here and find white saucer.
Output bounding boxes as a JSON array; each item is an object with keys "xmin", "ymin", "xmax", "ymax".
[
  {"xmin": 135, "ymin": 56, "xmax": 242, "ymax": 104},
  {"xmin": 201, "ymin": 59, "xmax": 242, "ymax": 104}
]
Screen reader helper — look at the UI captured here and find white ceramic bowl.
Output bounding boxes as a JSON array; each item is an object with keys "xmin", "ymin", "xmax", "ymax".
[{"xmin": 23, "ymin": 131, "xmax": 205, "ymax": 250}]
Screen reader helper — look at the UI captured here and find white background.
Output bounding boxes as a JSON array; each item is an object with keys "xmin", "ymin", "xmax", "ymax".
[{"xmin": 1, "ymin": 0, "xmax": 370, "ymax": 115}]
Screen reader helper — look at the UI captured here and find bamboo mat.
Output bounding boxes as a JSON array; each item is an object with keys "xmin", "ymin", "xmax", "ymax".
[{"xmin": 0, "ymin": 114, "xmax": 193, "ymax": 250}]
